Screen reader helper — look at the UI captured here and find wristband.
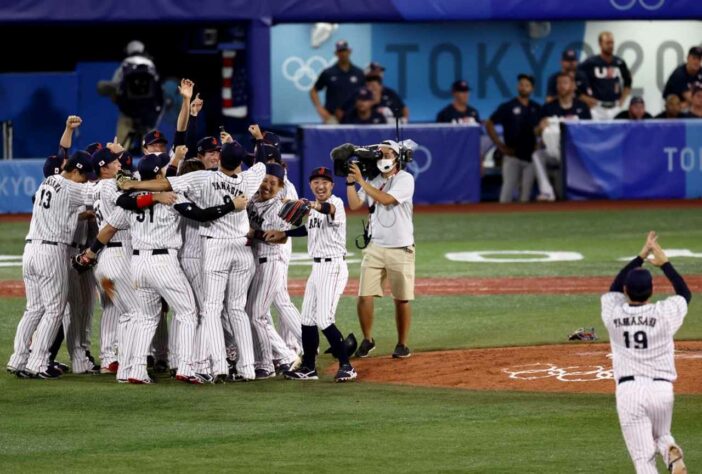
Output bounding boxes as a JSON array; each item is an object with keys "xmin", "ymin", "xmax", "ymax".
[
  {"xmin": 346, "ymin": 181, "xmax": 355, "ymax": 186},
  {"xmin": 89, "ymin": 239, "xmax": 105, "ymax": 254},
  {"xmin": 136, "ymin": 193, "xmax": 154, "ymax": 208}
]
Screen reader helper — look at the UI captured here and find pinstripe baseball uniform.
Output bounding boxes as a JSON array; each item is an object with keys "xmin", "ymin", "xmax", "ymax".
[
  {"xmin": 300, "ymin": 194, "xmax": 348, "ymax": 329},
  {"xmin": 8, "ymin": 175, "xmax": 96, "ymax": 374},
  {"xmin": 106, "ymin": 193, "xmax": 198, "ymax": 381},
  {"xmin": 601, "ymin": 259, "xmax": 689, "ymax": 474},
  {"xmin": 246, "ymin": 195, "xmax": 298, "ymax": 373},
  {"xmin": 93, "ymin": 178, "xmax": 138, "ymax": 379},
  {"xmin": 175, "ymin": 215, "xmax": 201, "ymax": 370},
  {"xmin": 168, "ymin": 162, "xmax": 265, "ymax": 379}
]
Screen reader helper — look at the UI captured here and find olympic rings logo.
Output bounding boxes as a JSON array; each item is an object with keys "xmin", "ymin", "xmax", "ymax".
[
  {"xmin": 502, "ymin": 363, "xmax": 613, "ymax": 382},
  {"xmin": 405, "ymin": 145, "xmax": 432, "ymax": 181},
  {"xmin": 281, "ymin": 56, "xmax": 333, "ymax": 91},
  {"xmin": 610, "ymin": 0, "xmax": 665, "ymax": 11}
]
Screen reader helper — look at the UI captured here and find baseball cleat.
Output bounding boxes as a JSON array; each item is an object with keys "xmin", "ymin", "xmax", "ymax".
[
  {"xmin": 127, "ymin": 376, "xmax": 155, "ymax": 384},
  {"xmin": 228, "ymin": 373, "xmax": 255, "ymax": 383},
  {"xmin": 154, "ymin": 360, "xmax": 169, "ymax": 374},
  {"xmin": 6, "ymin": 366, "xmax": 21, "ymax": 375},
  {"xmin": 334, "ymin": 364, "xmax": 357, "ymax": 383},
  {"xmin": 668, "ymin": 446, "xmax": 686, "ymax": 474},
  {"xmin": 36, "ymin": 366, "xmax": 63, "ymax": 379},
  {"xmin": 15, "ymin": 369, "xmax": 35, "ymax": 379},
  {"xmin": 355, "ymin": 338, "xmax": 376, "ymax": 358},
  {"xmin": 392, "ymin": 344, "xmax": 412, "ymax": 359},
  {"xmin": 255, "ymin": 369, "xmax": 276, "ymax": 380},
  {"xmin": 213, "ymin": 374, "xmax": 227, "ymax": 384},
  {"xmin": 100, "ymin": 361, "xmax": 119, "ymax": 374},
  {"xmin": 194, "ymin": 373, "xmax": 215, "ymax": 384},
  {"xmin": 284, "ymin": 366, "xmax": 319, "ymax": 380},
  {"xmin": 51, "ymin": 360, "xmax": 70, "ymax": 374}
]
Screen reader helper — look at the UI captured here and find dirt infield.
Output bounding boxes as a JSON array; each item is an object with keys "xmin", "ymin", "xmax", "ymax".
[
  {"xmin": 2, "ymin": 275, "xmax": 702, "ymax": 298},
  {"xmin": 344, "ymin": 341, "xmax": 702, "ymax": 394}
]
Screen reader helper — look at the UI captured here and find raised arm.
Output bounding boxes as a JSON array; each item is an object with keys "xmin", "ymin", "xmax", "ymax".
[
  {"xmin": 649, "ymin": 238, "xmax": 691, "ymax": 303},
  {"xmin": 59, "ymin": 115, "xmax": 82, "ymax": 151},
  {"xmin": 610, "ymin": 231, "xmax": 655, "ymax": 292}
]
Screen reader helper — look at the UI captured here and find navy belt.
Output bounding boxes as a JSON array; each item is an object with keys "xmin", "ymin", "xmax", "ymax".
[
  {"xmin": 618, "ymin": 376, "xmax": 671, "ymax": 385},
  {"xmin": 313, "ymin": 256, "xmax": 345, "ymax": 263},
  {"xmin": 258, "ymin": 257, "xmax": 268, "ymax": 264},
  {"xmin": 26, "ymin": 239, "xmax": 59, "ymax": 246},
  {"xmin": 133, "ymin": 249, "xmax": 169, "ymax": 256},
  {"xmin": 107, "ymin": 242, "xmax": 123, "ymax": 248}
]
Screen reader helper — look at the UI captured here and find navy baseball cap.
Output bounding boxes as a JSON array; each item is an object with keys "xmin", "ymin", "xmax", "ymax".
[
  {"xmin": 197, "ymin": 136, "xmax": 221, "ymax": 154},
  {"xmin": 67, "ymin": 150, "xmax": 94, "ymax": 175},
  {"xmin": 43, "ymin": 155, "xmax": 64, "ymax": 178},
  {"xmin": 143, "ymin": 130, "xmax": 167, "ymax": 146},
  {"xmin": 119, "ymin": 151, "xmax": 134, "ymax": 171},
  {"xmin": 518, "ymin": 73, "xmax": 536, "ymax": 86},
  {"xmin": 689, "ymin": 46, "xmax": 702, "ymax": 58},
  {"xmin": 335, "ymin": 40, "xmax": 350, "ymax": 52},
  {"xmin": 138, "ymin": 153, "xmax": 169, "ymax": 180},
  {"xmin": 260, "ymin": 143, "xmax": 282, "ymax": 163},
  {"xmin": 365, "ymin": 61, "xmax": 385, "ymax": 75},
  {"xmin": 262, "ymin": 131, "xmax": 280, "ymax": 148},
  {"xmin": 309, "ymin": 166, "xmax": 333, "ymax": 182},
  {"xmin": 265, "ymin": 163, "xmax": 285, "ymax": 182},
  {"xmin": 562, "ymin": 49, "xmax": 578, "ymax": 61},
  {"xmin": 357, "ymin": 88, "xmax": 373, "ymax": 102},
  {"xmin": 91, "ymin": 148, "xmax": 118, "ymax": 170},
  {"xmin": 624, "ymin": 268, "xmax": 653, "ymax": 302},
  {"xmin": 85, "ymin": 142, "xmax": 103, "ymax": 155},
  {"xmin": 630, "ymin": 96, "xmax": 645, "ymax": 105},
  {"xmin": 220, "ymin": 141, "xmax": 246, "ymax": 170},
  {"xmin": 452, "ymin": 80, "xmax": 470, "ymax": 92}
]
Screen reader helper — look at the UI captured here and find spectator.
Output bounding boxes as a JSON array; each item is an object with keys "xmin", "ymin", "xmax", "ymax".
[
  {"xmin": 545, "ymin": 49, "xmax": 589, "ymax": 103},
  {"xmin": 579, "ymin": 32, "xmax": 632, "ymax": 120},
  {"xmin": 533, "ymin": 73, "xmax": 591, "ymax": 201},
  {"xmin": 364, "ymin": 62, "xmax": 386, "ymax": 78},
  {"xmin": 615, "ymin": 97, "xmax": 652, "ymax": 120},
  {"xmin": 310, "ymin": 40, "xmax": 365, "ymax": 124},
  {"xmin": 687, "ymin": 85, "xmax": 702, "ymax": 118},
  {"xmin": 662, "ymin": 46, "xmax": 702, "ymax": 109},
  {"xmin": 485, "ymin": 74, "xmax": 541, "ymax": 203},
  {"xmin": 341, "ymin": 88, "xmax": 387, "ymax": 124},
  {"xmin": 435, "ymin": 80, "xmax": 480, "ymax": 124},
  {"xmin": 337, "ymin": 74, "xmax": 408, "ymax": 122},
  {"xmin": 655, "ymin": 95, "xmax": 690, "ymax": 119}
]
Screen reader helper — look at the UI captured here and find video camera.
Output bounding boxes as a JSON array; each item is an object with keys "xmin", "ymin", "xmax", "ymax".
[{"xmin": 330, "ymin": 140, "xmax": 417, "ymax": 179}]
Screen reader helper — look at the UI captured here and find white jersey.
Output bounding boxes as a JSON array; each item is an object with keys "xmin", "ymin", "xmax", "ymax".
[
  {"xmin": 306, "ymin": 194, "xmax": 346, "ymax": 258},
  {"xmin": 358, "ymin": 170, "xmax": 414, "ymax": 248},
  {"xmin": 93, "ymin": 179, "xmax": 131, "ymax": 244},
  {"xmin": 71, "ymin": 207, "xmax": 89, "ymax": 246},
  {"xmin": 281, "ymin": 176, "xmax": 298, "ymax": 200},
  {"xmin": 168, "ymin": 163, "xmax": 265, "ymax": 239},
  {"xmin": 106, "ymin": 193, "xmax": 188, "ymax": 250},
  {"xmin": 601, "ymin": 292, "xmax": 687, "ymax": 381},
  {"xmin": 26, "ymin": 175, "xmax": 95, "ymax": 244},
  {"xmin": 247, "ymin": 197, "xmax": 291, "ymax": 258},
  {"xmin": 179, "ymin": 216, "xmax": 201, "ymax": 259}
]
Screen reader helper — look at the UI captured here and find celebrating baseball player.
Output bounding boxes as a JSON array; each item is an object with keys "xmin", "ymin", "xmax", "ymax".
[
  {"xmin": 601, "ymin": 231, "xmax": 690, "ymax": 474},
  {"xmin": 266, "ymin": 167, "xmax": 357, "ymax": 382}
]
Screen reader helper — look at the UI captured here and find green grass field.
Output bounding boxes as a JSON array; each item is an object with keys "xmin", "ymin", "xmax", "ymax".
[{"xmin": 1, "ymin": 205, "xmax": 700, "ymax": 472}]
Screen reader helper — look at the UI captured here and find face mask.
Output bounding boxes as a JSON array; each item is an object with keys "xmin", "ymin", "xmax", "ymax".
[{"xmin": 377, "ymin": 158, "xmax": 395, "ymax": 173}]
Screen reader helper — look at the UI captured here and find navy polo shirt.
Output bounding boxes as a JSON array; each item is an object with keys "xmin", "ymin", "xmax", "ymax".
[
  {"xmin": 578, "ymin": 55, "xmax": 632, "ymax": 102},
  {"xmin": 489, "ymin": 98, "xmax": 541, "ymax": 161},
  {"xmin": 314, "ymin": 62, "xmax": 365, "ymax": 113},
  {"xmin": 341, "ymin": 109, "xmax": 387, "ymax": 125},
  {"xmin": 436, "ymin": 103, "xmax": 481, "ymax": 123},
  {"xmin": 662, "ymin": 64, "xmax": 702, "ymax": 101},
  {"xmin": 539, "ymin": 99, "xmax": 591, "ymax": 120}
]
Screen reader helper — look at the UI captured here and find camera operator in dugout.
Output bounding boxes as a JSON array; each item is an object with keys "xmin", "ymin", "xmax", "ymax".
[{"xmin": 334, "ymin": 141, "xmax": 416, "ymax": 359}]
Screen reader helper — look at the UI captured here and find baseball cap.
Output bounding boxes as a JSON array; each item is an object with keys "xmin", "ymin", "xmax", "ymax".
[
  {"xmin": 309, "ymin": 166, "xmax": 333, "ymax": 182},
  {"xmin": 119, "ymin": 151, "xmax": 134, "ymax": 171},
  {"xmin": 380, "ymin": 140, "xmax": 400, "ymax": 156},
  {"xmin": 452, "ymin": 80, "xmax": 470, "ymax": 92},
  {"xmin": 43, "ymin": 155, "xmax": 64, "ymax": 178},
  {"xmin": 265, "ymin": 163, "xmax": 285, "ymax": 182},
  {"xmin": 220, "ymin": 141, "xmax": 246, "ymax": 170},
  {"xmin": 138, "ymin": 153, "xmax": 169, "ymax": 180},
  {"xmin": 85, "ymin": 142, "xmax": 103, "ymax": 155},
  {"xmin": 518, "ymin": 73, "xmax": 536, "ymax": 86},
  {"xmin": 356, "ymin": 87, "xmax": 373, "ymax": 102},
  {"xmin": 262, "ymin": 131, "xmax": 280, "ymax": 148},
  {"xmin": 91, "ymin": 148, "xmax": 118, "ymax": 170},
  {"xmin": 260, "ymin": 143, "xmax": 282, "ymax": 163},
  {"xmin": 67, "ymin": 150, "xmax": 94, "ymax": 175},
  {"xmin": 197, "ymin": 136, "xmax": 221, "ymax": 154},
  {"xmin": 335, "ymin": 40, "xmax": 350, "ymax": 52},
  {"xmin": 689, "ymin": 46, "xmax": 702, "ymax": 58},
  {"xmin": 630, "ymin": 96, "xmax": 645, "ymax": 105},
  {"xmin": 562, "ymin": 49, "xmax": 578, "ymax": 61},
  {"xmin": 624, "ymin": 268, "xmax": 653, "ymax": 302},
  {"xmin": 365, "ymin": 61, "xmax": 385, "ymax": 75},
  {"xmin": 143, "ymin": 130, "xmax": 167, "ymax": 146}
]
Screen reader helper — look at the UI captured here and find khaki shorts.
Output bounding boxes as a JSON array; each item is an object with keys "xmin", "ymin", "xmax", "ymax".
[{"xmin": 359, "ymin": 242, "xmax": 415, "ymax": 301}]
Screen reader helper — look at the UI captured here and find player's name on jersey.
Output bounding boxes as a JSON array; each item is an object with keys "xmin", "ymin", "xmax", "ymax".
[
  {"xmin": 43, "ymin": 176, "xmax": 65, "ymax": 193},
  {"xmin": 211, "ymin": 181, "xmax": 245, "ymax": 195},
  {"xmin": 612, "ymin": 316, "xmax": 657, "ymax": 328}
]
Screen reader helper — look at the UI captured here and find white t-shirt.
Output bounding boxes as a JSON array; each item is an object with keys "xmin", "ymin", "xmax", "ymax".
[
  {"xmin": 306, "ymin": 195, "xmax": 346, "ymax": 258},
  {"xmin": 358, "ymin": 169, "xmax": 414, "ymax": 248},
  {"xmin": 601, "ymin": 292, "xmax": 687, "ymax": 381}
]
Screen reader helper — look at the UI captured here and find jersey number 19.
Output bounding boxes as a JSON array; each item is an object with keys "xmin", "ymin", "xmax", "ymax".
[{"xmin": 623, "ymin": 331, "xmax": 648, "ymax": 349}]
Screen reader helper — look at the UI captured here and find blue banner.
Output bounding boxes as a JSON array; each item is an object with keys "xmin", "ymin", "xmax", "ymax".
[
  {"xmin": 0, "ymin": 159, "xmax": 44, "ymax": 213},
  {"xmin": 298, "ymin": 124, "xmax": 481, "ymax": 204},
  {"xmin": 564, "ymin": 120, "xmax": 702, "ymax": 200}
]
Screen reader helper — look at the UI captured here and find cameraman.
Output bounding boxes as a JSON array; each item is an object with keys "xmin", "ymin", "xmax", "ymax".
[{"xmin": 346, "ymin": 141, "xmax": 415, "ymax": 359}]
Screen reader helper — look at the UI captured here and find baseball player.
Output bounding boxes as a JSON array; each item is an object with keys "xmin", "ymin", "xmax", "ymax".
[
  {"xmin": 601, "ymin": 232, "xmax": 690, "ymax": 474},
  {"xmin": 245, "ymin": 163, "xmax": 300, "ymax": 378},
  {"xmin": 265, "ymin": 167, "xmax": 356, "ymax": 382},
  {"xmin": 119, "ymin": 142, "xmax": 263, "ymax": 382},
  {"xmin": 7, "ymin": 152, "xmax": 96, "ymax": 379}
]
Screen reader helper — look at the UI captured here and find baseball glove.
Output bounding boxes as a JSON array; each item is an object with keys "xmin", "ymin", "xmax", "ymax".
[
  {"xmin": 72, "ymin": 251, "xmax": 96, "ymax": 274},
  {"xmin": 100, "ymin": 277, "xmax": 115, "ymax": 303},
  {"xmin": 278, "ymin": 199, "xmax": 311, "ymax": 226},
  {"xmin": 568, "ymin": 327, "xmax": 598, "ymax": 341},
  {"xmin": 115, "ymin": 169, "xmax": 136, "ymax": 190},
  {"xmin": 324, "ymin": 333, "xmax": 358, "ymax": 359}
]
